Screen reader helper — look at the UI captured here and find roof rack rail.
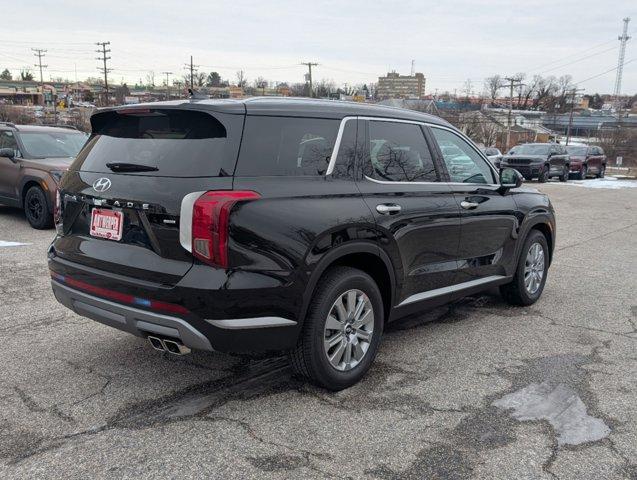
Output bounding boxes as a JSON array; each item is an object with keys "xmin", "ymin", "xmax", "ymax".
[{"xmin": 0, "ymin": 121, "xmax": 18, "ymax": 129}]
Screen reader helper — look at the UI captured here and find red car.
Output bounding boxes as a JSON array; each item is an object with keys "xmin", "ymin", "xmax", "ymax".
[{"xmin": 566, "ymin": 145, "xmax": 607, "ymax": 180}]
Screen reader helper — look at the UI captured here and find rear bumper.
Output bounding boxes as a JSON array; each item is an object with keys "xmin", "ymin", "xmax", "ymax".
[
  {"xmin": 52, "ymin": 280, "xmax": 215, "ymax": 351},
  {"xmin": 50, "ymin": 277, "xmax": 300, "ymax": 353}
]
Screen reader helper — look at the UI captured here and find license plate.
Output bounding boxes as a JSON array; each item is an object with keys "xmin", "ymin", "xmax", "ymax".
[{"xmin": 90, "ymin": 208, "xmax": 123, "ymax": 241}]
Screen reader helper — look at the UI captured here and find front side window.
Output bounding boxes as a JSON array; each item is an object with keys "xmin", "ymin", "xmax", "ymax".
[
  {"xmin": 430, "ymin": 127, "xmax": 495, "ymax": 184},
  {"xmin": 236, "ymin": 116, "xmax": 339, "ymax": 176},
  {"xmin": 365, "ymin": 121, "xmax": 437, "ymax": 182},
  {"xmin": 0, "ymin": 131, "xmax": 19, "ymax": 152}
]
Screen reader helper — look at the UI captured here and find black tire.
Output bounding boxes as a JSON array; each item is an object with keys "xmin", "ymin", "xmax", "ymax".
[
  {"xmin": 24, "ymin": 186, "xmax": 53, "ymax": 229},
  {"xmin": 578, "ymin": 165, "xmax": 587, "ymax": 180},
  {"xmin": 559, "ymin": 165, "xmax": 569, "ymax": 182},
  {"xmin": 538, "ymin": 167, "xmax": 549, "ymax": 183},
  {"xmin": 500, "ymin": 230, "xmax": 549, "ymax": 306},
  {"xmin": 597, "ymin": 165, "xmax": 605, "ymax": 178},
  {"xmin": 290, "ymin": 266, "xmax": 384, "ymax": 391}
]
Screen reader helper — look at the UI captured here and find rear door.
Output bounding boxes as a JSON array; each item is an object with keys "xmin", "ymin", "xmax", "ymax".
[
  {"xmin": 428, "ymin": 125, "xmax": 518, "ymax": 284},
  {"xmin": 549, "ymin": 144, "xmax": 568, "ymax": 176},
  {"xmin": 356, "ymin": 119, "xmax": 461, "ymax": 306},
  {"xmin": 588, "ymin": 146, "xmax": 602, "ymax": 173},
  {"xmin": 54, "ymin": 107, "xmax": 244, "ymax": 285}
]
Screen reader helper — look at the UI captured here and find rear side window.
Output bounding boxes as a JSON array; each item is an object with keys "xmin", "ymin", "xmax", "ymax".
[
  {"xmin": 236, "ymin": 116, "xmax": 339, "ymax": 176},
  {"xmin": 73, "ymin": 109, "xmax": 243, "ymax": 177},
  {"xmin": 364, "ymin": 121, "xmax": 437, "ymax": 182}
]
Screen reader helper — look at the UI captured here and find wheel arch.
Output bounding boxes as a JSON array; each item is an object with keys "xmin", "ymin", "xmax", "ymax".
[
  {"xmin": 20, "ymin": 175, "xmax": 52, "ymax": 210},
  {"xmin": 299, "ymin": 242, "xmax": 396, "ymax": 327}
]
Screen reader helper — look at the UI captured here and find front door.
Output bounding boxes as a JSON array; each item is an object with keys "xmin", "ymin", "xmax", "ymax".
[
  {"xmin": 428, "ymin": 125, "xmax": 519, "ymax": 284},
  {"xmin": 356, "ymin": 119, "xmax": 462, "ymax": 306},
  {"xmin": 0, "ymin": 130, "xmax": 21, "ymax": 201}
]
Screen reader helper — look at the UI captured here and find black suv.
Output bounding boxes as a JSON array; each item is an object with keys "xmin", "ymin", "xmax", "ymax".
[
  {"xmin": 49, "ymin": 99, "xmax": 555, "ymax": 390},
  {"xmin": 501, "ymin": 143, "xmax": 570, "ymax": 182}
]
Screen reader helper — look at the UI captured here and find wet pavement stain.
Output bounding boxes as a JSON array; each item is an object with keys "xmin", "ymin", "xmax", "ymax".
[{"xmin": 493, "ymin": 382, "xmax": 610, "ymax": 446}]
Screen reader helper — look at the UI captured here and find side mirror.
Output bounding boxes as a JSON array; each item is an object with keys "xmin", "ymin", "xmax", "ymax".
[
  {"xmin": 0, "ymin": 147, "xmax": 16, "ymax": 161},
  {"xmin": 499, "ymin": 167, "xmax": 523, "ymax": 191}
]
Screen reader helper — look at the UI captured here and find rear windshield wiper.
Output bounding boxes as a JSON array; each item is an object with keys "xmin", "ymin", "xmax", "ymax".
[{"xmin": 105, "ymin": 162, "xmax": 158, "ymax": 172}]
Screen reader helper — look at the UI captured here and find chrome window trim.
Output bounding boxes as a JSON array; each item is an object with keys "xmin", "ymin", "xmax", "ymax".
[{"xmin": 326, "ymin": 115, "xmax": 500, "ymax": 187}]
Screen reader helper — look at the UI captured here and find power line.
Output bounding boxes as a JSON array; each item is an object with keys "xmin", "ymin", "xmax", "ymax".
[
  {"xmin": 95, "ymin": 41, "xmax": 112, "ymax": 105},
  {"xmin": 575, "ymin": 57, "xmax": 636, "ymax": 86}
]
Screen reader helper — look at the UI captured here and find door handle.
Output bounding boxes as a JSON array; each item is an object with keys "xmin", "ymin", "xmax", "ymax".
[
  {"xmin": 460, "ymin": 200, "xmax": 479, "ymax": 210},
  {"xmin": 376, "ymin": 204, "xmax": 402, "ymax": 215}
]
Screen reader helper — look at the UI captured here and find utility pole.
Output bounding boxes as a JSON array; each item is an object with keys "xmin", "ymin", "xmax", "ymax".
[
  {"xmin": 162, "ymin": 71, "xmax": 173, "ymax": 100},
  {"xmin": 565, "ymin": 88, "xmax": 585, "ymax": 145},
  {"xmin": 301, "ymin": 61, "xmax": 318, "ymax": 98},
  {"xmin": 95, "ymin": 42, "xmax": 111, "ymax": 106},
  {"xmin": 504, "ymin": 76, "xmax": 525, "ymax": 151},
  {"xmin": 184, "ymin": 56, "xmax": 199, "ymax": 89},
  {"xmin": 32, "ymin": 48, "xmax": 47, "ymax": 88}
]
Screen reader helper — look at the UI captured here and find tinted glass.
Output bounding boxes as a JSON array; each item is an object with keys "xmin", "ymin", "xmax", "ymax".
[
  {"xmin": 431, "ymin": 127, "xmax": 495, "ymax": 184},
  {"xmin": 19, "ymin": 131, "xmax": 87, "ymax": 158},
  {"xmin": 566, "ymin": 146, "xmax": 587, "ymax": 155},
  {"xmin": 331, "ymin": 120, "xmax": 357, "ymax": 179},
  {"xmin": 74, "ymin": 109, "xmax": 242, "ymax": 177},
  {"xmin": 485, "ymin": 148, "xmax": 499, "ymax": 156},
  {"xmin": 0, "ymin": 131, "xmax": 18, "ymax": 150},
  {"xmin": 237, "ymin": 116, "xmax": 339, "ymax": 176},
  {"xmin": 365, "ymin": 121, "xmax": 437, "ymax": 182},
  {"xmin": 510, "ymin": 144, "xmax": 550, "ymax": 155}
]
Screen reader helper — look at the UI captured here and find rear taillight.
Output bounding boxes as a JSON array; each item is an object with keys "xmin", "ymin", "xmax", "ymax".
[
  {"xmin": 181, "ymin": 191, "xmax": 260, "ymax": 268},
  {"xmin": 54, "ymin": 189, "xmax": 62, "ymax": 231}
]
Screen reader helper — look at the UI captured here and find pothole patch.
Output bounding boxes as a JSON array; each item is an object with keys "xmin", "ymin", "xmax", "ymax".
[{"xmin": 493, "ymin": 382, "xmax": 610, "ymax": 446}]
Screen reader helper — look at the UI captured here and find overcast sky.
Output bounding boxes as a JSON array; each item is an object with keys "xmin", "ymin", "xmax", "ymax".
[{"xmin": 1, "ymin": 0, "xmax": 635, "ymax": 95}]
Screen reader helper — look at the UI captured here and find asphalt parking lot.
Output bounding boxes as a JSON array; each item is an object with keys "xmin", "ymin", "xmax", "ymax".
[{"xmin": 1, "ymin": 180, "xmax": 636, "ymax": 479}]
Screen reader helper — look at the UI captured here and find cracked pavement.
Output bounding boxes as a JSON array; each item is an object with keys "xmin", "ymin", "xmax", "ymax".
[{"xmin": 0, "ymin": 183, "xmax": 636, "ymax": 479}]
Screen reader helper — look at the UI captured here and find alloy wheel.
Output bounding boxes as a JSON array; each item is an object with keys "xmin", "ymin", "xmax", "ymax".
[
  {"xmin": 524, "ymin": 242, "xmax": 545, "ymax": 295},
  {"xmin": 323, "ymin": 289, "xmax": 374, "ymax": 372},
  {"xmin": 27, "ymin": 195, "xmax": 43, "ymax": 221}
]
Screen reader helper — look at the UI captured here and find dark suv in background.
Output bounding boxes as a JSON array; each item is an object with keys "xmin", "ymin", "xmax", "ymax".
[
  {"xmin": 565, "ymin": 145, "xmax": 606, "ymax": 179},
  {"xmin": 501, "ymin": 143, "xmax": 570, "ymax": 182},
  {"xmin": 49, "ymin": 99, "xmax": 555, "ymax": 390},
  {"xmin": 0, "ymin": 123, "xmax": 88, "ymax": 228}
]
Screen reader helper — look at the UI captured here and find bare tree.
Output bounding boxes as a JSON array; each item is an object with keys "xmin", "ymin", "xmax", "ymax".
[
  {"xmin": 236, "ymin": 70, "xmax": 247, "ymax": 88},
  {"xmin": 483, "ymin": 75, "xmax": 503, "ymax": 105}
]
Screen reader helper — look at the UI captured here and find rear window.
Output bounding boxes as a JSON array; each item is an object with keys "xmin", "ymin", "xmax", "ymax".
[
  {"xmin": 73, "ymin": 109, "xmax": 242, "ymax": 177},
  {"xmin": 236, "ymin": 116, "xmax": 339, "ymax": 176}
]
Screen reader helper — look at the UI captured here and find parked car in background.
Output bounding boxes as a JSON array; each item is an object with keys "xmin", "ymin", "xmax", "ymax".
[
  {"xmin": 501, "ymin": 143, "xmax": 570, "ymax": 183},
  {"xmin": 565, "ymin": 145, "xmax": 606, "ymax": 180},
  {"xmin": 481, "ymin": 147, "xmax": 503, "ymax": 168},
  {"xmin": 49, "ymin": 98, "xmax": 555, "ymax": 390},
  {"xmin": 0, "ymin": 123, "xmax": 88, "ymax": 228}
]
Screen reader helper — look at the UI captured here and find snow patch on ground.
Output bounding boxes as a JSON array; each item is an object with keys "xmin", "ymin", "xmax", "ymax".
[
  {"xmin": 560, "ymin": 177, "xmax": 637, "ymax": 189},
  {"xmin": 0, "ymin": 240, "xmax": 31, "ymax": 247},
  {"xmin": 493, "ymin": 382, "xmax": 610, "ymax": 446}
]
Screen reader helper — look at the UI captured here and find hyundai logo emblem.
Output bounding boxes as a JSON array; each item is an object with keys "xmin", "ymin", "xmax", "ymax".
[{"xmin": 92, "ymin": 177, "xmax": 112, "ymax": 192}]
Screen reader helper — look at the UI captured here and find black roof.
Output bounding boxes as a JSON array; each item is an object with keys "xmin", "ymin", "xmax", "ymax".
[{"xmin": 104, "ymin": 97, "xmax": 450, "ymax": 126}]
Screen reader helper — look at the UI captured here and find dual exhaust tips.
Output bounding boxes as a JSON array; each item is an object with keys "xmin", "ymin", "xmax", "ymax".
[{"xmin": 147, "ymin": 335, "xmax": 191, "ymax": 355}]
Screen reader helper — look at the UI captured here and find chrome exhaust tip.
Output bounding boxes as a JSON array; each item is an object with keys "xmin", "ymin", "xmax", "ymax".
[
  {"xmin": 148, "ymin": 336, "xmax": 166, "ymax": 351},
  {"xmin": 162, "ymin": 339, "xmax": 191, "ymax": 356}
]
